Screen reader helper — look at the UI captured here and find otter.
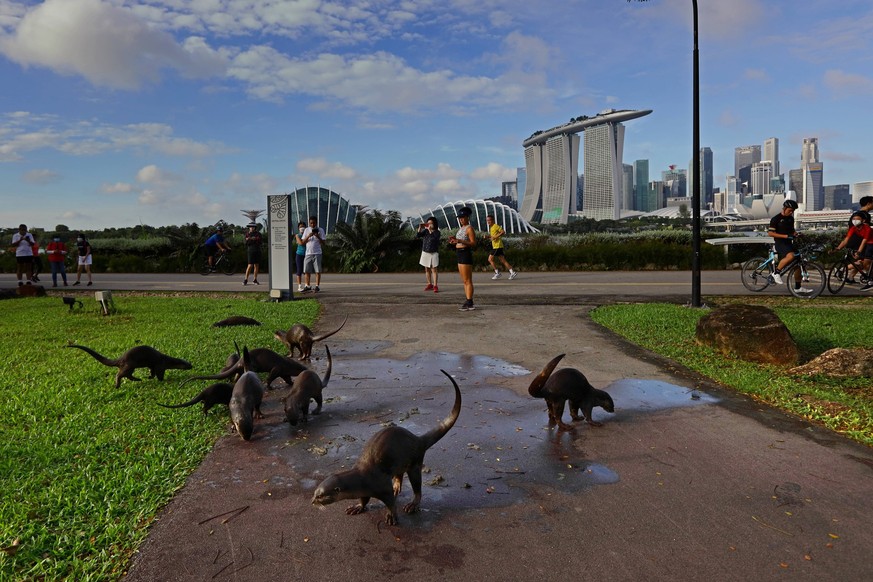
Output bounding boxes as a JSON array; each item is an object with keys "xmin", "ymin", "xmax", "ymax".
[
  {"xmin": 157, "ymin": 382, "xmax": 233, "ymax": 416},
  {"xmin": 229, "ymin": 347, "xmax": 265, "ymax": 441},
  {"xmin": 527, "ymin": 354, "xmax": 614, "ymax": 430},
  {"xmin": 181, "ymin": 347, "xmax": 307, "ymax": 389},
  {"xmin": 212, "ymin": 316, "xmax": 261, "ymax": 328},
  {"xmin": 274, "ymin": 315, "xmax": 347, "ymax": 360},
  {"xmin": 67, "ymin": 344, "xmax": 193, "ymax": 389},
  {"xmin": 283, "ymin": 345, "xmax": 332, "ymax": 426},
  {"xmin": 311, "ymin": 370, "xmax": 461, "ymax": 525}
]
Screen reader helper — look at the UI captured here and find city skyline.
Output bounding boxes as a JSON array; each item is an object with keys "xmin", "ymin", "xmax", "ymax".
[{"xmin": 2, "ymin": 1, "xmax": 873, "ymax": 229}]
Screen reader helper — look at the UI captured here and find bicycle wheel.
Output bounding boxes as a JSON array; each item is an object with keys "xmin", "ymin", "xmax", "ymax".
[
  {"xmin": 827, "ymin": 261, "xmax": 848, "ymax": 294},
  {"xmin": 220, "ymin": 257, "xmax": 235, "ymax": 275},
  {"xmin": 200, "ymin": 260, "xmax": 212, "ymax": 276},
  {"xmin": 741, "ymin": 257, "xmax": 771, "ymax": 292},
  {"xmin": 787, "ymin": 261, "xmax": 825, "ymax": 299}
]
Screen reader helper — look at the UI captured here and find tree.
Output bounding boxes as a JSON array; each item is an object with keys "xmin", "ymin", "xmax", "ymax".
[{"xmin": 329, "ymin": 209, "xmax": 409, "ymax": 273}]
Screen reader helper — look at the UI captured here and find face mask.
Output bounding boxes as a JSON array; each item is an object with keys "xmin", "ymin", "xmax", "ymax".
[
  {"xmin": 77, "ymin": 238, "xmax": 84, "ymax": 242},
  {"xmin": 852, "ymin": 219, "xmax": 862, "ymax": 227}
]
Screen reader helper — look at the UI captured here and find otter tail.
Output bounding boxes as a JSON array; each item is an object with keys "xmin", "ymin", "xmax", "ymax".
[
  {"xmin": 312, "ymin": 315, "xmax": 348, "ymax": 343},
  {"xmin": 157, "ymin": 395, "xmax": 203, "ymax": 409},
  {"xmin": 66, "ymin": 344, "xmax": 119, "ymax": 367},
  {"xmin": 420, "ymin": 370, "xmax": 462, "ymax": 450},
  {"xmin": 179, "ymin": 368, "xmax": 236, "ymax": 387},
  {"xmin": 322, "ymin": 345, "xmax": 332, "ymax": 387},
  {"xmin": 527, "ymin": 353, "xmax": 566, "ymax": 398}
]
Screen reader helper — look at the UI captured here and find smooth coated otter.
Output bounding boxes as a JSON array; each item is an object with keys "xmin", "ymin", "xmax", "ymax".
[
  {"xmin": 212, "ymin": 316, "xmax": 261, "ymax": 328},
  {"xmin": 157, "ymin": 382, "xmax": 233, "ymax": 416},
  {"xmin": 229, "ymin": 347, "xmax": 265, "ymax": 441},
  {"xmin": 527, "ymin": 353, "xmax": 615, "ymax": 430},
  {"xmin": 283, "ymin": 346, "xmax": 332, "ymax": 426},
  {"xmin": 67, "ymin": 344, "xmax": 193, "ymax": 389},
  {"xmin": 311, "ymin": 370, "xmax": 461, "ymax": 525},
  {"xmin": 274, "ymin": 315, "xmax": 347, "ymax": 360},
  {"xmin": 181, "ymin": 347, "xmax": 307, "ymax": 389}
]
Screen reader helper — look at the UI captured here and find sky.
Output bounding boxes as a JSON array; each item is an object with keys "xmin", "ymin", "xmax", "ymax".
[{"xmin": 2, "ymin": 0, "xmax": 873, "ymax": 230}]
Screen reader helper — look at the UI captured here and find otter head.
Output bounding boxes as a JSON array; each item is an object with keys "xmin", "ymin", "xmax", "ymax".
[
  {"xmin": 285, "ymin": 403, "xmax": 301, "ymax": 426},
  {"xmin": 234, "ymin": 415, "xmax": 254, "ymax": 440},
  {"xmin": 312, "ymin": 474, "xmax": 343, "ymax": 507},
  {"xmin": 598, "ymin": 390, "xmax": 615, "ymax": 413}
]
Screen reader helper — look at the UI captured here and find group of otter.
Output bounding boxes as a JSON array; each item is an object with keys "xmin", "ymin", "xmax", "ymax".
[{"xmin": 67, "ymin": 317, "xmax": 614, "ymax": 525}]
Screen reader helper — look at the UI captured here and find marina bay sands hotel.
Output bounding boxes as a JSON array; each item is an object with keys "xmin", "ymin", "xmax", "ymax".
[{"xmin": 519, "ymin": 109, "xmax": 652, "ymax": 223}]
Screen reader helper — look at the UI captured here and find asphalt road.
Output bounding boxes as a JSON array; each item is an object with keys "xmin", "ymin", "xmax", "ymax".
[{"xmin": 109, "ymin": 273, "xmax": 873, "ymax": 582}]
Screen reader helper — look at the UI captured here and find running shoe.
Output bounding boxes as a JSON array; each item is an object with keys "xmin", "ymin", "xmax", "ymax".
[
  {"xmin": 508, "ymin": 271, "xmax": 518, "ymax": 280},
  {"xmin": 794, "ymin": 286, "xmax": 813, "ymax": 294},
  {"xmin": 492, "ymin": 272, "xmax": 501, "ymax": 280},
  {"xmin": 424, "ymin": 284, "xmax": 434, "ymax": 291},
  {"xmin": 302, "ymin": 286, "xmax": 312, "ymax": 293},
  {"xmin": 243, "ymin": 279, "xmax": 248, "ymax": 286},
  {"xmin": 771, "ymin": 272, "xmax": 784, "ymax": 285},
  {"xmin": 861, "ymin": 282, "xmax": 873, "ymax": 291},
  {"xmin": 314, "ymin": 285, "xmax": 320, "ymax": 293},
  {"xmin": 433, "ymin": 285, "xmax": 439, "ymax": 293},
  {"xmin": 253, "ymin": 280, "xmax": 259, "ymax": 285}
]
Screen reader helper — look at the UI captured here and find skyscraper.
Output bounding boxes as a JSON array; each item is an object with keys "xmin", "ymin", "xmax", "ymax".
[
  {"xmin": 516, "ymin": 167, "xmax": 526, "ymax": 210},
  {"xmin": 763, "ymin": 137, "xmax": 780, "ymax": 176},
  {"xmin": 735, "ymin": 145, "xmax": 761, "ymax": 193},
  {"xmin": 800, "ymin": 138, "xmax": 824, "ymax": 210},
  {"xmin": 583, "ymin": 123, "xmax": 625, "ymax": 220},
  {"xmin": 724, "ymin": 175, "xmax": 740, "ymax": 214},
  {"xmin": 633, "ymin": 159, "xmax": 649, "ymax": 212},
  {"xmin": 751, "ymin": 161, "xmax": 774, "ymax": 196},
  {"xmin": 802, "ymin": 137, "xmax": 819, "ymax": 164},
  {"xmin": 622, "ymin": 163, "xmax": 634, "ymax": 211}
]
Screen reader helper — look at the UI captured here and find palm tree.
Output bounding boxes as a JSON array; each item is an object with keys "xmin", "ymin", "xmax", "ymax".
[{"xmin": 329, "ymin": 209, "xmax": 409, "ymax": 273}]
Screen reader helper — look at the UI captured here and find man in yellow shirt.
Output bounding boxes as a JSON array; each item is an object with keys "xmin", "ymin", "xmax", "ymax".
[{"xmin": 485, "ymin": 215, "xmax": 517, "ymax": 280}]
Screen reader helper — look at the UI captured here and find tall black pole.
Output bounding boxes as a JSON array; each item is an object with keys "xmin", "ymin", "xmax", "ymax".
[{"xmin": 691, "ymin": 0, "xmax": 702, "ymax": 307}]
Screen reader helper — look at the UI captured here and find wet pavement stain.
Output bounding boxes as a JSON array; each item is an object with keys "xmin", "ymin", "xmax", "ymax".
[{"xmin": 241, "ymin": 350, "xmax": 717, "ymax": 526}]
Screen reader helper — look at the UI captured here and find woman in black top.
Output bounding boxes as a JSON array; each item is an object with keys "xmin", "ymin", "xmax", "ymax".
[
  {"xmin": 416, "ymin": 217, "xmax": 441, "ymax": 292},
  {"xmin": 448, "ymin": 207, "xmax": 477, "ymax": 311},
  {"xmin": 243, "ymin": 223, "xmax": 263, "ymax": 285}
]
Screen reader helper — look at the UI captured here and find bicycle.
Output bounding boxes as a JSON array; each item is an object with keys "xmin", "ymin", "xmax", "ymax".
[
  {"xmin": 826, "ymin": 248, "xmax": 872, "ymax": 294},
  {"xmin": 200, "ymin": 249, "xmax": 235, "ymax": 276},
  {"xmin": 740, "ymin": 241, "xmax": 826, "ymax": 299}
]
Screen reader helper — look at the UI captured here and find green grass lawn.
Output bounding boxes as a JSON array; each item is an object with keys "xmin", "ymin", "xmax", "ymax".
[
  {"xmin": 0, "ymin": 294, "xmax": 317, "ymax": 581},
  {"xmin": 590, "ymin": 300, "xmax": 873, "ymax": 447}
]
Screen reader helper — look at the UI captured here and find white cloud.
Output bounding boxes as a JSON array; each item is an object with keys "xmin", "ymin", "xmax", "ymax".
[
  {"xmin": 22, "ymin": 168, "xmax": 60, "ymax": 184},
  {"xmin": 823, "ymin": 69, "xmax": 873, "ymax": 96},
  {"xmin": 102, "ymin": 182, "xmax": 134, "ymax": 194},
  {"xmin": 470, "ymin": 162, "xmax": 515, "ymax": 181},
  {"xmin": 296, "ymin": 157, "xmax": 358, "ymax": 181},
  {"xmin": 0, "ymin": 0, "xmax": 225, "ymax": 90}
]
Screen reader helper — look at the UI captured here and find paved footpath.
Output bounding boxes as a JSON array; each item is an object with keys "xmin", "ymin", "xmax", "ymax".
[{"xmin": 119, "ymin": 278, "xmax": 873, "ymax": 582}]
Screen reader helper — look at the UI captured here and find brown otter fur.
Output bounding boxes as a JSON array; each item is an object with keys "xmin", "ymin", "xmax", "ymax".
[
  {"xmin": 181, "ymin": 347, "xmax": 306, "ymax": 389},
  {"xmin": 274, "ymin": 315, "xmax": 347, "ymax": 360},
  {"xmin": 157, "ymin": 382, "xmax": 233, "ymax": 416},
  {"xmin": 229, "ymin": 347, "xmax": 265, "ymax": 441},
  {"xmin": 67, "ymin": 344, "xmax": 193, "ymax": 389},
  {"xmin": 283, "ymin": 346, "xmax": 332, "ymax": 426},
  {"xmin": 527, "ymin": 354, "xmax": 615, "ymax": 430},
  {"xmin": 311, "ymin": 370, "xmax": 461, "ymax": 525},
  {"xmin": 212, "ymin": 316, "xmax": 261, "ymax": 328}
]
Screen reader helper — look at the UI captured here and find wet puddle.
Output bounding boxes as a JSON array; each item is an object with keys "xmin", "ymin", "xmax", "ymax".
[{"xmin": 252, "ymin": 349, "xmax": 717, "ymax": 522}]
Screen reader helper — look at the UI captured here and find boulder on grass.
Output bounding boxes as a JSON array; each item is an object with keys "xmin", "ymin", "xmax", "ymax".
[
  {"xmin": 789, "ymin": 348, "xmax": 873, "ymax": 378},
  {"xmin": 695, "ymin": 304, "xmax": 799, "ymax": 365},
  {"xmin": 16, "ymin": 284, "xmax": 47, "ymax": 298}
]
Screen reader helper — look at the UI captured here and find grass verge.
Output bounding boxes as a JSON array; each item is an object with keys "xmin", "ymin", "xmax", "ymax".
[
  {"xmin": 589, "ymin": 299, "xmax": 873, "ymax": 448},
  {"xmin": 0, "ymin": 294, "xmax": 317, "ymax": 581}
]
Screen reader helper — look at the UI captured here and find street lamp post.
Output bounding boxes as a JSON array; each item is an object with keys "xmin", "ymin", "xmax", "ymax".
[{"xmin": 691, "ymin": 0, "xmax": 702, "ymax": 307}]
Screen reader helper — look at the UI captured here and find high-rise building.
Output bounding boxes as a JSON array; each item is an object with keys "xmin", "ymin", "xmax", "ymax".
[
  {"xmin": 516, "ymin": 167, "xmax": 526, "ymax": 210},
  {"xmin": 803, "ymin": 162, "xmax": 824, "ymax": 211},
  {"xmin": 501, "ymin": 181, "xmax": 519, "ymax": 209},
  {"xmin": 824, "ymin": 184, "xmax": 852, "ymax": 210},
  {"xmin": 645, "ymin": 181, "xmax": 665, "ymax": 212},
  {"xmin": 622, "ymin": 163, "xmax": 634, "ymax": 211},
  {"xmin": 724, "ymin": 175, "xmax": 740, "ymax": 214},
  {"xmin": 633, "ymin": 159, "xmax": 649, "ymax": 212},
  {"xmin": 802, "ymin": 137, "xmax": 819, "ymax": 164},
  {"xmin": 688, "ymin": 147, "xmax": 714, "ymax": 209},
  {"xmin": 751, "ymin": 161, "xmax": 774, "ymax": 196},
  {"xmin": 854, "ymin": 181, "xmax": 873, "ymax": 204},
  {"xmin": 661, "ymin": 166, "xmax": 686, "ymax": 199},
  {"xmin": 582, "ymin": 123, "xmax": 625, "ymax": 220},
  {"xmin": 520, "ymin": 109, "xmax": 652, "ymax": 223},
  {"xmin": 735, "ymin": 145, "xmax": 761, "ymax": 193},
  {"xmin": 763, "ymin": 137, "xmax": 780, "ymax": 176},
  {"xmin": 576, "ymin": 173, "xmax": 584, "ymax": 212}
]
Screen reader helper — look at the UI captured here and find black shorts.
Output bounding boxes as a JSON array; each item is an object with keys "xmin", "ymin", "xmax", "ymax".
[
  {"xmin": 489, "ymin": 248, "xmax": 505, "ymax": 257},
  {"xmin": 246, "ymin": 247, "xmax": 261, "ymax": 264},
  {"xmin": 205, "ymin": 244, "xmax": 218, "ymax": 257},
  {"xmin": 16, "ymin": 256, "xmax": 33, "ymax": 264},
  {"xmin": 456, "ymin": 248, "xmax": 473, "ymax": 265},
  {"xmin": 774, "ymin": 239, "xmax": 795, "ymax": 259},
  {"xmin": 863, "ymin": 245, "xmax": 873, "ymax": 260}
]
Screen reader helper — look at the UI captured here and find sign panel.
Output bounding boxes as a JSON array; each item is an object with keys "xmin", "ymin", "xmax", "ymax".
[{"xmin": 268, "ymin": 195, "xmax": 293, "ymax": 298}]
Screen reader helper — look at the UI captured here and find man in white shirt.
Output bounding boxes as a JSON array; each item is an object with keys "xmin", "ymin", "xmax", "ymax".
[
  {"xmin": 11, "ymin": 223, "xmax": 35, "ymax": 286},
  {"xmin": 301, "ymin": 216, "xmax": 326, "ymax": 292}
]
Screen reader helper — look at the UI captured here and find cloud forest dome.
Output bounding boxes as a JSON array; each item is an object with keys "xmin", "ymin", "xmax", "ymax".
[
  {"xmin": 277, "ymin": 186, "xmax": 358, "ymax": 235},
  {"xmin": 408, "ymin": 200, "xmax": 539, "ymax": 234}
]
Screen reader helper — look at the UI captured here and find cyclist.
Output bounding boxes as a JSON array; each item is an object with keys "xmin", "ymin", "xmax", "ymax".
[
  {"xmin": 834, "ymin": 210, "xmax": 870, "ymax": 285},
  {"xmin": 204, "ymin": 226, "xmax": 231, "ymax": 271},
  {"xmin": 856, "ymin": 196, "xmax": 873, "ymax": 291},
  {"xmin": 767, "ymin": 199, "xmax": 810, "ymax": 292}
]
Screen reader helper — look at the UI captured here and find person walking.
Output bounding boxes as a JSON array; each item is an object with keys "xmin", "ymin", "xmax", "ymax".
[
  {"xmin": 448, "ymin": 207, "xmax": 477, "ymax": 311},
  {"xmin": 243, "ymin": 223, "xmax": 263, "ymax": 285},
  {"xmin": 73, "ymin": 233, "xmax": 93, "ymax": 286},
  {"xmin": 416, "ymin": 217, "xmax": 441, "ymax": 293},
  {"xmin": 301, "ymin": 216, "xmax": 326, "ymax": 292},
  {"xmin": 294, "ymin": 221, "xmax": 306, "ymax": 292},
  {"xmin": 484, "ymin": 214, "xmax": 517, "ymax": 280},
  {"xmin": 46, "ymin": 235, "xmax": 69, "ymax": 287},
  {"xmin": 11, "ymin": 224, "xmax": 35, "ymax": 286}
]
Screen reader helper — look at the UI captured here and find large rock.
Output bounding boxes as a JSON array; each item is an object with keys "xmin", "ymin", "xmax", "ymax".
[
  {"xmin": 15, "ymin": 284, "xmax": 47, "ymax": 298},
  {"xmin": 695, "ymin": 304, "xmax": 799, "ymax": 365},
  {"xmin": 789, "ymin": 348, "xmax": 873, "ymax": 378}
]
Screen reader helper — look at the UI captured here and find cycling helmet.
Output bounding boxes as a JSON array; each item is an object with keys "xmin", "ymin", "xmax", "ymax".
[{"xmin": 782, "ymin": 199, "xmax": 799, "ymax": 210}]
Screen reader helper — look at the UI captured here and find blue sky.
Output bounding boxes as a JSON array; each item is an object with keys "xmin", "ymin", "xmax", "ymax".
[{"xmin": 2, "ymin": 0, "xmax": 872, "ymax": 230}]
